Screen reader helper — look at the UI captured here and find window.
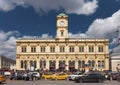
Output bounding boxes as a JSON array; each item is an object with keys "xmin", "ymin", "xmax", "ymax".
[
  {"xmin": 60, "ymin": 46, "xmax": 65, "ymax": 52},
  {"xmin": 50, "ymin": 47, "xmax": 55, "ymax": 52},
  {"xmin": 61, "ymin": 30, "xmax": 64, "ymax": 36},
  {"xmin": 98, "ymin": 60, "xmax": 105, "ymax": 69},
  {"xmin": 78, "ymin": 60, "xmax": 85, "ymax": 68},
  {"xmin": 89, "ymin": 46, "xmax": 94, "ymax": 52},
  {"xmin": 88, "ymin": 60, "xmax": 95, "ymax": 68},
  {"xmin": 69, "ymin": 46, "xmax": 74, "ymax": 52},
  {"xmin": 41, "ymin": 46, "xmax": 46, "ymax": 52},
  {"xmin": 21, "ymin": 46, "xmax": 26, "ymax": 53},
  {"xmin": 98, "ymin": 46, "xmax": 104, "ymax": 52},
  {"xmin": 31, "ymin": 46, "xmax": 36, "ymax": 52},
  {"xmin": 40, "ymin": 60, "xmax": 46, "ymax": 69},
  {"xmin": 79, "ymin": 46, "xmax": 84, "ymax": 52}
]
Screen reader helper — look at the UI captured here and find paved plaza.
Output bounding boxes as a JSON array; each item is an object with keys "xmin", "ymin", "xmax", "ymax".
[{"xmin": 1, "ymin": 79, "xmax": 120, "ymax": 85}]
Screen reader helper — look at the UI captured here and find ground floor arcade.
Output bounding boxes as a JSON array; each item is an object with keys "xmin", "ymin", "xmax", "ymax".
[{"xmin": 16, "ymin": 54, "xmax": 109, "ymax": 71}]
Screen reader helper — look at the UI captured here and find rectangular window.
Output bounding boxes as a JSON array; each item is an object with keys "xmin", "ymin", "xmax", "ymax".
[
  {"xmin": 21, "ymin": 46, "xmax": 26, "ymax": 53},
  {"xmin": 40, "ymin": 46, "xmax": 46, "ymax": 52},
  {"xmin": 89, "ymin": 46, "xmax": 94, "ymax": 52},
  {"xmin": 98, "ymin": 46, "xmax": 104, "ymax": 52},
  {"xmin": 50, "ymin": 47, "xmax": 55, "ymax": 52},
  {"xmin": 31, "ymin": 46, "xmax": 36, "ymax": 52},
  {"xmin": 69, "ymin": 46, "xmax": 74, "ymax": 52},
  {"xmin": 79, "ymin": 46, "xmax": 84, "ymax": 52},
  {"xmin": 60, "ymin": 46, "xmax": 65, "ymax": 52}
]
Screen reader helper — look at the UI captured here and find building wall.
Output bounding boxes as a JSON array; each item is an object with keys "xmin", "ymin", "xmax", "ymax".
[
  {"xmin": 0, "ymin": 56, "xmax": 16, "ymax": 70},
  {"xmin": 16, "ymin": 39, "xmax": 109, "ymax": 71},
  {"xmin": 111, "ymin": 55, "xmax": 120, "ymax": 72}
]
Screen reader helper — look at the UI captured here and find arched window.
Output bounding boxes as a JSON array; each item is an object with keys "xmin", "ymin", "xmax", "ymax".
[
  {"xmin": 88, "ymin": 60, "xmax": 95, "ymax": 68},
  {"xmin": 92, "ymin": 60, "xmax": 95, "ymax": 68},
  {"xmin": 98, "ymin": 60, "xmax": 104, "ymax": 69},
  {"xmin": 40, "ymin": 60, "xmax": 46, "ymax": 69}
]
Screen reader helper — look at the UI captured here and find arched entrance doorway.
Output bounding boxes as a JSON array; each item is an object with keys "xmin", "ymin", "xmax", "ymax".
[
  {"xmin": 49, "ymin": 60, "xmax": 56, "ymax": 71},
  {"xmin": 59, "ymin": 60, "xmax": 65, "ymax": 71},
  {"xmin": 69, "ymin": 60, "xmax": 75, "ymax": 72},
  {"xmin": 40, "ymin": 60, "xmax": 46, "ymax": 70},
  {"xmin": 30, "ymin": 60, "xmax": 36, "ymax": 71}
]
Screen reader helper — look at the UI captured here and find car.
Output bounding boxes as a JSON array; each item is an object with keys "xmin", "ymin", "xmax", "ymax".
[
  {"xmin": 0, "ymin": 75, "xmax": 7, "ymax": 83},
  {"xmin": 51, "ymin": 73, "xmax": 68, "ymax": 80},
  {"xmin": 68, "ymin": 72, "xmax": 83, "ymax": 81},
  {"xmin": 74, "ymin": 73, "xmax": 106, "ymax": 83},
  {"xmin": 42, "ymin": 72, "xmax": 53, "ymax": 79},
  {"xmin": 107, "ymin": 72, "xmax": 120, "ymax": 80},
  {"xmin": 28, "ymin": 72, "xmax": 41, "ymax": 80}
]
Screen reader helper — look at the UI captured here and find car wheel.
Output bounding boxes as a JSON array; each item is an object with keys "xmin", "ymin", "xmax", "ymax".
[{"xmin": 79, "ymin": 79, "xmax": 83, "ymax": 83}]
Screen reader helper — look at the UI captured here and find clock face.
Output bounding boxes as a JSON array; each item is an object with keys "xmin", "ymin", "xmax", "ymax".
[{"xmin": 59, "ymin": 21, "xmax": 65, "ymax": 26}]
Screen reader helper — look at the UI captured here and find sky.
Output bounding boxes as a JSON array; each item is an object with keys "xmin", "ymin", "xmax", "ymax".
[{"xmin": 0, "ymin": 0, "xmax": 120, "ymax": 59}]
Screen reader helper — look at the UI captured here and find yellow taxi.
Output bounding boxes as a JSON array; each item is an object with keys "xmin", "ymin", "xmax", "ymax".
[
  {"xmin": 51, "ymin": 73, "xmax": 68, "ymax": 80},
  {"xmin": 0, "ymin": 75, "xmax": 7, "ymax": 83},
  {"xmin": 42, "ymin": 72, "xmax": 53, "ymax": 79}
]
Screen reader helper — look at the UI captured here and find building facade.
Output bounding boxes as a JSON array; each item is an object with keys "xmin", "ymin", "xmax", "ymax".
[
  {"xmin": 16, "ymin": 13, "xmax": 109, "ymax": 71},
  {"xmin": 110, "ymin": 46, "xmax": 120, "ymax": 72},
  {"xmin": 0, "ymin": 56, "xmax": 16, "ymax": 71}
]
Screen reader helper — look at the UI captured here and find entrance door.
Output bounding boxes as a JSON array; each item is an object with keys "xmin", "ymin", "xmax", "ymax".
[
  {"xmin": 49, "ymin": 60, "xmax": 56, "ymax": 71},
  {"xmin": 69, "ymin": 60, "xmax": 75, "ymax": 72},
  {"xmin": 59, "ymin": 60, "xmax": 65, "ymax": 71}
]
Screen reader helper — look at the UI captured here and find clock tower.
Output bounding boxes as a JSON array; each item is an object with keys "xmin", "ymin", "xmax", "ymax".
[{"xmin": 56, "ymin": 13, "xmax": 68, "ymax": 39}]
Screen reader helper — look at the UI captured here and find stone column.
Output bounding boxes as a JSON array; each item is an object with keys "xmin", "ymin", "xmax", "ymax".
[
  {"xmin": 65, "ymin": 59, "xmax": 69, "ymax": 71},
  {"xmin": 75, "ymin": 60, "xmax": 78, "ymax": 70},
  {"xmin": 27, "ymin": 60, "xmax": 30, "ymax": 70},
  {"xmin": 16, "ymin": 57, "xmax": 20, "ymax": 70},
  {"xmin": 46, "ymin": 59, "xmax": 49, "ymax": 70},
  {"xmin": 105, "ymin": 56, "xmax": 109, "ymax": 70},
  {"xmin": 56, "ymin": 60, "xmax": 59, "ymax": 70},
  {"xmin": 36, "ymin": 60, "xmax": 40, "ymax": 70}
]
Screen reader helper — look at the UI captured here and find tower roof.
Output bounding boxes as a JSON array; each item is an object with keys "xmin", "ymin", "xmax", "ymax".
[{"xmin": 57, "ymin": 13, "xmax": 68, "ymax": 17}]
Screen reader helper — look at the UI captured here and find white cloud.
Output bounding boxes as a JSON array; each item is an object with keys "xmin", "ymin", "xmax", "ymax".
[
  {"xmin": 0, "ymin": 30, "xmax": 19, "ymax": 59},
  {"xmin": 0, "ymin": 0, "xmax": 98, "ymax": 15},
  {"xmin": 22, "ymin": 34, "xmax": 53, "ymax": 39},
  {"xmin": 66, "ymin": 0, "xmax": 98, "ymax": 15},
  {"xmin": 0, "ymin": 31, "xmax": 54, "ymax": 59},
  {"xmin": 68, "ymin": 32, "xmax": 87, "ymax": 38},
  {"xmin": 0, "ymin": 0, "xmax": 25, "ymax": 12},
  {"xmin": 86, "ymin": 9, "xmax": 120, "ymax": 39}
]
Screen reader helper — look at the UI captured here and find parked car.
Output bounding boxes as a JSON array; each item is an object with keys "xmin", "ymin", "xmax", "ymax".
[
  {"xmin": 51, "ymin": 73, "xmax": 68, "ymax": 80},
  {"xmin": 74, "ymin": 73, "xmax": 106, "ymax": 83},
  {"xmin": 15, "ymin": 74, "xmax": 23, "ymax": 80},
  {"xmin": 107, "ymin": 72, "xmax": 119, "ymax": 80},
  {"xmin": 42, "ymin": 72, "xmax": 53, "ymax": 79},
  {"xmin": 0, "ymin": 75, "xmax": 7, "ymax": 83},
  {"xmin": 68, "ymin": 72, "xmax": 83, "ymax": 81},
  {"xmin": 28, "ymin": 72, "xmax": 41, "ymax": 80}
]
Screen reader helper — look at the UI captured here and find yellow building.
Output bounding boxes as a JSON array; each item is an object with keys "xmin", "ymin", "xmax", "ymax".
[{"xmin": 16, "ymin": 13, "xmax": 109, "ymax": 71}]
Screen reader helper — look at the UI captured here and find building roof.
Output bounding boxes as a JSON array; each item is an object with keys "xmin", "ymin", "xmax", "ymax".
[{"xmin": 110, "ymin": 45, "xmax": 120, "ymax": 56}]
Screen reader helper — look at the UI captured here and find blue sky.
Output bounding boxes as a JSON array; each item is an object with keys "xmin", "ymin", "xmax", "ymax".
[{"xmin": 0, "ymin": 0, "xmax": 120, "ymax": 59}]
